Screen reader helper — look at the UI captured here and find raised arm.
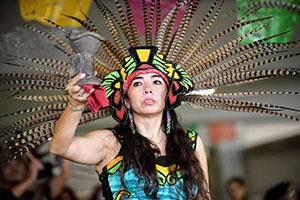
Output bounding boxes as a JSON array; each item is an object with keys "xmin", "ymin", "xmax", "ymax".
[{"xmin": 50, "ymin": 73, "xmax": 117, "ymax": 165}]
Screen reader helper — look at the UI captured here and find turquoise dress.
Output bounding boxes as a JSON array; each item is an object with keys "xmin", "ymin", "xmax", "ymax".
[{"xmin": 96, "ymin": 129, "xmax": 198, "ymax": 200}]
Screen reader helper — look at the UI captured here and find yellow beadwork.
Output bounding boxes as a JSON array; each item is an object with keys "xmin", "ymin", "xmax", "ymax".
[{"xmin": 136, "ymin": 49, "xmax": 151, "ymax": 62}]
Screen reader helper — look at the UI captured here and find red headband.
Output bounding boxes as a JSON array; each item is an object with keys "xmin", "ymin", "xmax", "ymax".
[{"xmin": 123, "ymin": 64, "xmax": 170, "ymax": 94}]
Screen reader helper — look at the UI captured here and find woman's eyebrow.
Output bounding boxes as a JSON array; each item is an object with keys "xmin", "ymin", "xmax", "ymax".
[
  {"xmin": 151, "ymin": 74, "xmax": 162, "ymax": 78},
  {"xmin": 132, "ymin": 76, "xmax": 144, "ymax": 81},
  {"xmin": 132, "ymin": 74, "xmax": 162, "ymax": 81}
]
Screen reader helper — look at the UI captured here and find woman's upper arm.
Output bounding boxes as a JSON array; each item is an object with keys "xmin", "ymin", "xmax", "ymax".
[
  {"xmin": 195, "ymin": 136, "xmax": 211, "ymax": 199},
  {"xmin": 57, "ymin": 129, "xmax": 117, "ymax": 165},
  {"xmin": 195, "ymin": 136, "xmax": 209, "ymax": 185}
]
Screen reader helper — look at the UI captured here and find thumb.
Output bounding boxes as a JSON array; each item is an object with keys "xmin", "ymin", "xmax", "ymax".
[{"xmin": 88, "ymin": 88, "xmax": 95, "ymax": 97}]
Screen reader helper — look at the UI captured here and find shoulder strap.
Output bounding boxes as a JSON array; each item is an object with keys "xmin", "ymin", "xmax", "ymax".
[{"xmin": 186, "ymin": 129, "xmax": 198, "ymax": 150}]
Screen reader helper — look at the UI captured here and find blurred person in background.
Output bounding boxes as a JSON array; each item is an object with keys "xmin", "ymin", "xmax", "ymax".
[
  {"xmin": 226, "ymin": 177, "xmax": 248, "ymax": 200},
  {"xmin": 264, "ymin": 181, "xmax": 298, "ymax": 200},
  {"xmin": 0, "ymin": 152, "xmax": 72, "ymax": 200},
  {"xmin": 0, "ymin": 155, "xmax": 44, "ymax": 200},
  {"xmin": 48, "ymin": 156, "xmax": 72, "ymax": 200}
]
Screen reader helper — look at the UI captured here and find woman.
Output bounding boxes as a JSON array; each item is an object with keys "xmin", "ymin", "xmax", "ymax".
[{"xmin": 50, "ymin": 47, "xmax": 210, "ymax": 200}]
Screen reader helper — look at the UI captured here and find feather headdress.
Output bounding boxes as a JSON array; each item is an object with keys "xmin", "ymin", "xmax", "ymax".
[{"xmin": 0, "ymin": 0, "xmax": 300, "ymax": 165}]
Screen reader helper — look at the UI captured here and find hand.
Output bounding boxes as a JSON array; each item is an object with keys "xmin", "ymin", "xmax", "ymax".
[
  {"xmin": 28, "ymin": 158, "xmax": 44, "ymax": 182},
  {"xmin": 66, "ymin": 73, "xmax": 95, "ymax": 108}
]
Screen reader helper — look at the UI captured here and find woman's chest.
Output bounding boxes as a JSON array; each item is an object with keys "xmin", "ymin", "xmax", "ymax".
[{"xmin": 97, "ymin": 156, "xmax": 196, "ymax": 199}]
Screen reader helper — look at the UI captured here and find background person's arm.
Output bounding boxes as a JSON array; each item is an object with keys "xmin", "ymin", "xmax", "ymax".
[{"xmin": 11, "ymin": 158, "xmax": 44, "ymax": 198}]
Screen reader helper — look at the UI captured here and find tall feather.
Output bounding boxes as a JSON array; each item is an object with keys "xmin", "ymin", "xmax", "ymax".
[
  {"xmin": 21, "ymin": 23, "xmax": 74, "ymax": 54},
  {"xmin": 143, "ymin": 0, "xmax": 152, "ymax": 46},
  {"xmin": 183, "ymin": 95, "xmax": 300, "ymax": 121},
  {"xmin": 155, "ymin": 0, "xmax": 162, "ymax": 38},
  {"xmin": 183, "ymin": 16, "xmax": 273, "ymax": 68},
  {"xmin": 196, "ymin": 68, "xmax": 300, "ymax": 89},
  {"xmin": 114, "ymin": 0, "xmax": 135, "ymax": 46},
  {"xmin": 179, "ymin": 0, "xmax": 224, "ymax": 66},
  {"xmin": 176, "ymin": 0, "xmax": 220, "ymax": 63},
  {"xmin": 102, "ymin": 11, "xmax": 128, "ymax": 58},
  {"xmin": 239, "ymin": 1, "xmax": 300, "ymax": 14},
  {"xmin": 124, "ymin": 0, "xmax": 140, "ymax": 46},
  {"xmin": 160, "ymin": 1, "xmax": 182, "ymax": 55},
  {"xmin": 167, "ymin": 1, "xmax": 193, "ymax": 61},
  {"xmin": 155, "ymin": 5, "xmax": 177, "ymax": 52}
]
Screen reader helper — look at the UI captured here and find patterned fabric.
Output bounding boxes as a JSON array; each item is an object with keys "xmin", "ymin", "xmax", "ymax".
[{"xmin": 97, "ymin": 129, "xmax": 198, "ymax": 200}]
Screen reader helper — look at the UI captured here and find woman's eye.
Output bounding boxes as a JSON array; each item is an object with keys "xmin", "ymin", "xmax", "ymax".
[
  {"xmin": 133, "ymin": 82, "xmax": 142, "ymax": 87},
  {"xmin": 154, "ymin": 80, "xmax": 162, "ymax": 85}
]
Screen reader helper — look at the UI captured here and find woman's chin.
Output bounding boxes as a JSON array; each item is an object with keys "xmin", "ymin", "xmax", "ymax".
[{"xmin": 139, "ymin": 109, "xmax": 164, "ymax": 116}]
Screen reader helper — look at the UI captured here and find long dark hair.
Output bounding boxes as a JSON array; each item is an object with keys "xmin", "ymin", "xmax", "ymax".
[{"xmin": 114, "ymin": 109, "xmax": 209, "ymax": 199}]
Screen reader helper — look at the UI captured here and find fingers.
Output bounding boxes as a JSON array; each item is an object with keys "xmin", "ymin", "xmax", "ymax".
[
  {"xmin": 67, "ymin": 73, "xmax": 87, "ymax": 101},
  {"xmin": 32, "ymin": 158, "xmax": 45, "ymax": 170},
  {"xmin": 69, "ymin": 85, "xmax": 83, "ymax": 95},
  {"xmin": 70, "ymin": 73, "xmax": 86, "ymax": 85},
  {"xmin": 88, "ymin": 88, "xmax": 95, "ymax": 97},
  {"xmin": 66, "ymin": 74, "xmax": 96, "ymax": 103},
  {"xmin": 77, "ymin": 88, "xmax": 95, "ymax": 101},
  {"xmin": 28, "ymin": 158, "xmax": 44, "ymax": 181},
  {"xmin": 66, "ymin": 73, "xmax": 85, "ymax": 91},
  {"xmin": 77, "ymin": 88, "xmax": 86, "ymax": 97},
  {"xmin": 26, "ymin": 151, "xmax": 44, "ymax": 170}
]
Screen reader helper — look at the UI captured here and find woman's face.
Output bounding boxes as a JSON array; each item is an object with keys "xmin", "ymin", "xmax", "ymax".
[{"xmin": 126, "ymin": 72, "xmax": 168, "ymax": 117}]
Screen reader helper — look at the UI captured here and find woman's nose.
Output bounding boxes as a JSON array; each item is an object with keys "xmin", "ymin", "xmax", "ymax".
[
  {"xmin": 144, "ymin": 83, "xmax": 153, "ymax": 94},
  {"xmin": 144, "ymin": 88, "xmax": 153, "ymax": 94},
  {"xmin": 144, "ymin": 80, "xmax": 153, "ymax": 94}
]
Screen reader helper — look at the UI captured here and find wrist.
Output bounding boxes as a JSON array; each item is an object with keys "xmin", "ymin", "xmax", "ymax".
[{"xmin": 69, "ymin": 98, "xmax": 87, "ymax": 111}]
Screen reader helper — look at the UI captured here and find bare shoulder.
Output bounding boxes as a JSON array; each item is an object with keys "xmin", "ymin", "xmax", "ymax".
[
  {"xmin": 195, "ymin": 135, "xmax": 206, "ymax": 154},
  {"xmin": 85, "ymin": 129, "xmax": 120, "ymax": 149},
  {"xmin": 89, "ymin": 129, "xmax": 122, "ymax": 172},
  {"xmin": 194, "ymin": 135, "xmax": 208, "ymax": 170},
  {"xmin": 85, "ymin": 129, "xmax": 115, "ymax": 140},
  {"xmin": 194, "ymin": 134, "xmax": 210, "ymax": 187}
]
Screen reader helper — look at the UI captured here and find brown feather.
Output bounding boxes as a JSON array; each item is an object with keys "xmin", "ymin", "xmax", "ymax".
[
  {"xmin": 114, "ymin": 0, "xmax": 135, "ymax": 46},
  {"xmin": 124, "ymin": 0, "xmax": 140, "ymax": 46},
  {"xmin": 143, "ymin": 0, "xmax": 152, "ymax": 46}
]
